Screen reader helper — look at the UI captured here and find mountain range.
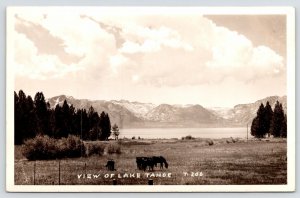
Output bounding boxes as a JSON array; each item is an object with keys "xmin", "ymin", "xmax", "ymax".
[{"xmin": 47, "ymin": 95, "xmax": 287, "ymax": 128}]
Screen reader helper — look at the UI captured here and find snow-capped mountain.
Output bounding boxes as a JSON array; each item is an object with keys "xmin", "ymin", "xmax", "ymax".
[
  {"xmin": 111, "ymin": 100, "xmax": 157, "ymax": 119},
  {"xmin": 47, "ymin": 95, "xmax": 143, "ymax": 128},
  {"xmin": 145, "ymin": 104, "xmax": 221, "ymax": 124},
  {"xmin": 208, "ymin": 96, "xmax": 287, "ymax": 126},
  {"xmin": 47, "ymin": 95, "xmax": 287, "ymax": 128}
]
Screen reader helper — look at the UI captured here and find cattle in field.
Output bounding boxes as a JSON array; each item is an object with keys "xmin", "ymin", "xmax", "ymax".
[{"xmin": 105, "ymin": 159, "xmax": 116, "ymax": 171}]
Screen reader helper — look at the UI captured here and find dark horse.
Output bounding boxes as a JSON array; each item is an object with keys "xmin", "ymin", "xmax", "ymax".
[
  {"xmin": 136, "ymin": 156, "xmax": 168, "ymax": 171},
  {"xmin": 105, "ymin": 159, "xmax": 116, "ymax": 171},
  {"xmin": 136, "ymin": 157, "xmax": 154, "ymax": 171},
  {"xmin": 152, "ymin": 156, "xmax": 168, "ymax": 169}
]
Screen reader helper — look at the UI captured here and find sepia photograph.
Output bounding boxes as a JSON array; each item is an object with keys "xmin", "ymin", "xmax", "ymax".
[{"xmin": 6, "ymin": 6, "xmax": 295, "ymax": 192}]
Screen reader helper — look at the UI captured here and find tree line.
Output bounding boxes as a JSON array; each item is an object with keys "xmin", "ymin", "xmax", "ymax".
[
  {"xmin": 251, "ymin": 101, "xmax": 287, "ymax": 138},
  {"xmin": 14, "ymin": 90, "xmax": 111, "ymax": 145}
]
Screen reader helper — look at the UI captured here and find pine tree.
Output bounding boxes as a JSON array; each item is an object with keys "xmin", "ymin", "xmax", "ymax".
[
  {"xmin": 251, "ymin": 117, "xmax": 260, "ymax": 138},
  {"xmin": 81, "ymin": 109, "xmax": 89, "ymax": 139},
  {"xmin": 270, "ymin": 101, "xmax": 285, "ymax": 137},
  {"xmin": 34, "ymin": 92, "xmax": 49, "ymax": 135},
  {"xmin": 99, "ymin": 112, "xmax": 111, "ymax": 140},
  {"xmin": 87, "ymin": 106, "xmax": 101, "ymax": 140},
  {"xmin": 26, "ymin": 95, "xmax": 38, "ymax": 139},
  {"xmin": 15, "ymin": 90, "xmax": 38, "ymax": 144},
  {"xmin": 61, "ymin": 100, "xmax": 71, "ymax": 137},
  {"xmin": 69, "ymin": 104, "xmax": 76, "ymax": 135},
  {"xmin": 14, "ymin": 91, "xmax": 22, "ymax": 144},
  {"xmin": 54, "ymin": 104, "xmax": 63, "ymax": 138},
  {"xmin": 264, "ymin": 101, "xmax": 273, "ymax": 137},
  {"xmin": 251, "ymin": 103, "xmax": 268, "ymax": 138},
  {"xmin": 280, "ymin": 114, "xmax": 287, "ymax": 138}
]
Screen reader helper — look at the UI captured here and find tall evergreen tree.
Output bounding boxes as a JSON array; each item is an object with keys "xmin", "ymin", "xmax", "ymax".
[
  {"xmin": 61, "ymin": 100, "xmax": 71, "ymax": 137},
  {"xmin": 270, "ymin": 101, "xmax": 285, "ymax": 137},
  {"xmin": 14, "ymin": 90, "xmax": 38, "ymax": 144},
  {"xmin": 87, "ymin": 106, "xmax": 101, "ymax": 140},
  {"xmin": 99, "ymin": 112, "xmax": 111, "ymax": 140},
  {"xmin": 280, "ymin": 114, "xmax": 287, "ymax": 138},
  {"xmin": 34, "ymin": 92, "xmax": 49, "ymax": 135},
  {"xmin": 48, "ymin": 109, "xmax": 56, "ymax": 137},
  {"xmin": 69, "ymin": 104, "xmax": 76, "ymax": 135},
  {"xmin": 251, "ymin": 103, "xmax": 268, "ymax": 138},
  {"xmin": 251, "ymin": 117, "xmax": 260, "ymax": 138},
  {"xmin": 25, "ymin": 95, "xmax": 38, "ymax": 139},
  {"xmin": 264, "ymin": 101, "xmax": 273, "ymax": 137},
  {"xmin": 54, "ymin": 104, "xmax": 63, "ymax": 138},
  {"xmin": 14, "ymin": 91, "xmax": 22, "ymax": 144},
  {"xmin": 81, "ymin": 109, "xmax": 89, "ymax": 139}
]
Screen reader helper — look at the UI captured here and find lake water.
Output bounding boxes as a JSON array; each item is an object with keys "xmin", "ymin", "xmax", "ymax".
[{"xmin": 119, "ymin": 127, "xmax": 249, "ymax": 139}]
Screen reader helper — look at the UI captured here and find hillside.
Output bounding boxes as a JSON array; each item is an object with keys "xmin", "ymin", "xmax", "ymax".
[{"xmin": 47, "ymin": 95, "xmax": 287, "ymax": 128}]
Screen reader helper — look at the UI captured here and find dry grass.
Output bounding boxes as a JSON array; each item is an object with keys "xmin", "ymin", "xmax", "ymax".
[{"xmin": 14, "ymin": 138, "xmax": 287, "ymax": 185}]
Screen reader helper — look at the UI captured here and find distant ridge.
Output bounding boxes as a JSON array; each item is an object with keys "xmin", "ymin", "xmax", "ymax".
[{"xmin": 47, "ymin": 95, "xmax": 287, "ymax": 128}]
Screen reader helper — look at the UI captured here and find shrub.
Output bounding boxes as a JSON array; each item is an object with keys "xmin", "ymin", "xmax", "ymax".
[
  {"xmin": 85, "ymin": 142, "xmax": 105, "ymax": 157},
  {"xmin": 182, "ymin": 135, "xmax": 195, "ymax": 140},
  {"xmin": 231, "ymin": 137, "xmax": 237, "ymax": 143},
  {"xmin": 107, "ymin": 143, "xmax": 121, "ymax": 154},
  {"xmin": 22, "ymin": 135, "xmax": 85, "ymax": 160},
  {"xmin": 206, "ymin": 139, "xmax": 214, "ymax": 146},
  {"xmin": 22, "ymin": 135, "xmax": 57, "ymax": 160}
]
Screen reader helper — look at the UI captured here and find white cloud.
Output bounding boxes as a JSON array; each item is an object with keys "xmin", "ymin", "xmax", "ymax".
[
  {"xmin": 14, "ymin": 26, "xmax": 84, "ymax": 80},
  {"xmin": 109, "ymin": 54, "xmax": 129, "ymax": 74},
  {"xmin": 13, "ymin": 10, "xmax": 286, "ymax": 107},
  {"xmin": 120, "ymin": 24, "xmax": 194, "ymax": 54}
]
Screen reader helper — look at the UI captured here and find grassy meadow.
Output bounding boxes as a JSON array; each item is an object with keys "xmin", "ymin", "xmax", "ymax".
[{"xmin": 14, "ymin": 137, "xmax": 287, "ymax": 185}]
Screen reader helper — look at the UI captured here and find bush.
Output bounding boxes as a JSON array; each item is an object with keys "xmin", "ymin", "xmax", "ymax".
[
  {"xmin": 22, "ymin": 135, "xmax": 85, "ymax": 160},
  {"xmin": 206, "ymin": 139, "xmax": 214, "ymax": 146},
  {"xmin": 85, "ymin": 142, "xmax": 105, "ymax": 157},
  {"xmin": 182, "ymin": 135, "xmax": 195, "ymax": 140},
  {"xmin": 107, "ymin": 143, "xmax": 121, "ymax": 154},
  {"xmin": 231, "ymin": 137, "xmax": 237, "ymax": 143}
]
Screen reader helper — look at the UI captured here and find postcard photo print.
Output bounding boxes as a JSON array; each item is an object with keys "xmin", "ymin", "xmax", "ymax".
[{"xmin": 6, "ymin": 6, "xmax": 295, "ymax": 192}]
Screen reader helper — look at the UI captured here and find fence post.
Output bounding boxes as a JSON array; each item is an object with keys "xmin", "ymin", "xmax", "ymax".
[
  {"xmin": 58, "ymin": 160, "xmax": 61, "ymax": 185},
  {"xmin": 113, "ymin": 179, "xmax": 117, "ymax": 185},
  {"xmin": 33, "ymin": 161, "xmax": 36, "ymax": 185},
  {"xmin": 148, "ymin": 179, "xmax": 153, "ymax": 185}
]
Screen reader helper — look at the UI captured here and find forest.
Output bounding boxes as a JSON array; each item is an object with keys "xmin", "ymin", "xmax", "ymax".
[{"xmin": 14, "ymin": 90, "xmax": 111, "ymax": 145}]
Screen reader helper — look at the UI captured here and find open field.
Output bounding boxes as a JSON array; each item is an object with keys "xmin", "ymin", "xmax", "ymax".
[{"xmin": 14, "ymin": 138, "xmax": 287, "ymax": 185}]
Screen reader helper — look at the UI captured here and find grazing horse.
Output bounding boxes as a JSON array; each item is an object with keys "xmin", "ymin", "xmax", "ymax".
[
  {"xmin": 136, "ymin": 157, "xmax": 144, "ymax": 170},
  {"xmin": 105, "ymin": 159, "xmax": 116, "ymax": 171},
  {"xmin": 159, "ymin": 156, "xmax": 168, "ymax": 169},
  {"xmin": 144, "ymin": 157, "xmax": 155, "ymax": 171},
  {"xmin": 136, "ymin": 157, "xmax": 155, "ymax": 171},
  {"xmin": 152, "ymin": 156, "xmax": 168, "ymax": 169},
  {"xmin": 136, "ymin": 156, "xmax": 168, "ymax": 171}
]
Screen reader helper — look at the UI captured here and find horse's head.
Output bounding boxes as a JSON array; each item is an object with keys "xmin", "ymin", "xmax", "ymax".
[
  {"xmin": 165, "ymin": 162, "xmax": 169, "ymax": 169},
  {"xmin": 160, "ymin": 156, "xmax": 168, "ymax": 168}
]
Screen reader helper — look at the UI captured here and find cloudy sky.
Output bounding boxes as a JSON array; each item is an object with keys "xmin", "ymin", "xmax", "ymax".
[{"xmin": 12, "ymin": 8, "xmax": 286, "ymax": 107}]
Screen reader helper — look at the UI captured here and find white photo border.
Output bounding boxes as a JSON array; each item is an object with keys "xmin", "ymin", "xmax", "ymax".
[{"xmin": 6, "ymin": 6, "xmax": 296, "ymax": 192}]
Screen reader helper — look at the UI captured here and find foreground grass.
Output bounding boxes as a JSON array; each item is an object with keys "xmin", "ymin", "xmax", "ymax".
[{"xmin": 14, "ymin": 138, "xmax": 287, "ymax": 185}]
